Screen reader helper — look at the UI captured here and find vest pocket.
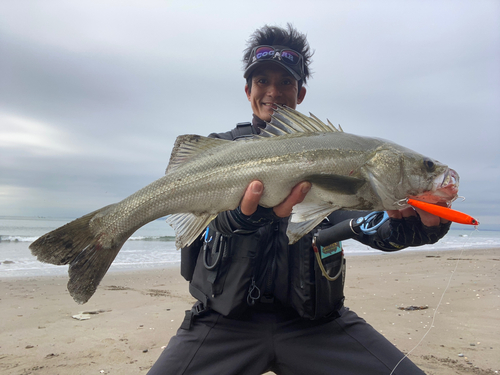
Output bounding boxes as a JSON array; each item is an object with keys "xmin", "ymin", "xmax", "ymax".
[
  {"xmin": 289, "ymin": 238, "xmax": 345, "ymax": 320},
  {"xmin": 189, "ymin": 231, "xmax": 260, "ymax": 317},
  {"xmin": 312, "ymin": 252, "xmax": 346, "ymax": 318}
]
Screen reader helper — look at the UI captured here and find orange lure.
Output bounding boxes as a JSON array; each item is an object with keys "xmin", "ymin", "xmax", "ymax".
[{"xmin": 407, "ymin": 198, "xmax": 479, "ymax": 225}]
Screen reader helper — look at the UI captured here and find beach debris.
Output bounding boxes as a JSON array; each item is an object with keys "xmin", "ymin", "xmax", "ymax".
[
  {"xmin": 72, "ymin": 313, "xmax": 90, "ymax": 320},
  {"xmin": 144, "ymin": 289, "xmax": 170, "ymax": 297},
  {"xmin": 72, "ymin": 309, "xmax": 111, "ymax": 320},
  {"xmin": 104, "ymin": 285, "xmax": 131, "ymax": 291},
  {"xmin": 447, "ymin": 258, "xmax": 473, "ymax": 261},
  {"xmin": 82, "ymin": 309, "xmax": 111, "ymax": 314},
  {"xmin": 397, "ymin": 305, "xmax": 429, "ymax": 311}
]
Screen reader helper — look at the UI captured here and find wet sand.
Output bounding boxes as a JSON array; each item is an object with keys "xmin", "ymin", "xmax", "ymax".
[{"xmin": 1, "ymin": 248, "xmax": 498, "ymax": 374}]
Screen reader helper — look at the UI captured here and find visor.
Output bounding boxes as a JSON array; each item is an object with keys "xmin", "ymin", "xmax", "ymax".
[{"xmin": 244, "ymin": 45, "xmax": 305, "ymax": 81}]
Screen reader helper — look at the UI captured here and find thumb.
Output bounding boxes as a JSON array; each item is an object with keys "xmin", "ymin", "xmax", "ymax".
[{"xmin": 240, "ymin": 181, "xmax": 264, "ymax": 216}]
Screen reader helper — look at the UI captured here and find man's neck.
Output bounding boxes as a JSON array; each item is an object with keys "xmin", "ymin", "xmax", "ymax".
[{"xmin": 252, "ymin": 114, "xmax": 267, "ymax": 133}]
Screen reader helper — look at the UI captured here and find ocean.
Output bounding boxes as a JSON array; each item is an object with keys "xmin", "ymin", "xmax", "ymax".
[{"xmin": 1, "ymin": 216, "xmax": 498, "ymax": 278}]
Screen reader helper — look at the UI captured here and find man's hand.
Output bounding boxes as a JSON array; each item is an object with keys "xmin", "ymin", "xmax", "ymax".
[
  {"xmin": 387, "ymin": 206, "xmax": 449, "ymax": 227},
  {"xmin": 240, "ymin": 181, "xmax": 312, "ymax": 218}
]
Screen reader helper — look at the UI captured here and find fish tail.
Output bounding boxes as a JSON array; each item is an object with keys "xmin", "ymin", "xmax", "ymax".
[{"xmin": 29, "ymin": 204, "xmax": 127, "ymax": 304}]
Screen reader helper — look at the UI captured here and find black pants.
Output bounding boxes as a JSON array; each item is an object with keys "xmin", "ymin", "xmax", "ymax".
[{"xmin": 147, "ymin": 306, "xmax": 425, "ymax": 375}]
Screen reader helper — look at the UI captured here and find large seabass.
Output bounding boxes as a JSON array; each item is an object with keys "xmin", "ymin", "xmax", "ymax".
[{"xmin": 30, "ymin": 106, "xmax": 459, "ymax": 304}]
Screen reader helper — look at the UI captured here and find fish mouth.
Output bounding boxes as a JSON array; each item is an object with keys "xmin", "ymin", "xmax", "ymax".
[
  {"xmin": 440, "ymin": 168, "xmax": 459, "ymax": 193},
  {"xmin": 411, "ymin": 168, "xmax": 460, "ymax": 205}
]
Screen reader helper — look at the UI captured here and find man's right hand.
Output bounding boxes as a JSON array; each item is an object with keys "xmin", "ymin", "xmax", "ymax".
[{"xmin": 240, "ymin": 180, "xmax": 311, "ymax": 218}]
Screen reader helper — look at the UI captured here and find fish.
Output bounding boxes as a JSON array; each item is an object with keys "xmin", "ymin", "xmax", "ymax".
[{"xmin": 29, "ymin": 106, "xmax": 459, "ymax": 304}]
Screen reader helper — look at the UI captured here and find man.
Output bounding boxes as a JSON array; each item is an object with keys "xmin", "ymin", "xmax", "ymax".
[{"xmin": 148, "ymin": 24, "xmax": 450, "ymax": 375}]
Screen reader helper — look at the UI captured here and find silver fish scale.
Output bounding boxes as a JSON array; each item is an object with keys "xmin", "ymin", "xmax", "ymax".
[{"xmin": 94, "ymin": 131, "xmax": 389, "ymax": 243}]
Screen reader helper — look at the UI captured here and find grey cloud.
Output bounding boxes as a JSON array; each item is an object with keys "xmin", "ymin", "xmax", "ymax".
[{"xmin": 0, "ymin": 0, "xmax": 498, "ymax": 230}]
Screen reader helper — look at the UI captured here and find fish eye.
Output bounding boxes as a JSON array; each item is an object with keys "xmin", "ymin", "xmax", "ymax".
[{"xmin": 423, "ymin": 158, "xmax": 435, "ymax": 172}]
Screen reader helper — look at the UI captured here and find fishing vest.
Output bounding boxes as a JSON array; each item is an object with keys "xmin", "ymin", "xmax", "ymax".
[{"xmin": 180, "ymin": 121, "xmax": 346, "ymax": 321}]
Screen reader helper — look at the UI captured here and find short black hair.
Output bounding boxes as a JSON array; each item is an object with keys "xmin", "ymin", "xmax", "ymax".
[{"xmin": 243, "ymin": 23, "xmax": 313, "ymax": 86}]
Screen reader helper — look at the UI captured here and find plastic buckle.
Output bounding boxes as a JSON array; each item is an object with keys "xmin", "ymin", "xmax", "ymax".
[
  {"xmin": 180, "ymin": 310, "xmax": 194, "ymax": 330},
  {"xmin": 194, "ymin": 303, "xmax": 206, "ymax": 315}
]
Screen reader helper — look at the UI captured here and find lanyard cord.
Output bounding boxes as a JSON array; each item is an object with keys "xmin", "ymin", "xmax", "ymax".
[{"xmin": 312, "ymin": 236, "xmax": 344, "ymax": 281}]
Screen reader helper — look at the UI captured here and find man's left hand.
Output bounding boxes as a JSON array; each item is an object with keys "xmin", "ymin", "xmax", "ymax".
[{"xmin": 240, "ymin": 180, "xmax": 311, "ymax": 218}]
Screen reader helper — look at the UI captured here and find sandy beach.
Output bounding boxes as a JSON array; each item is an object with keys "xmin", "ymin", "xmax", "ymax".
[{"xmin": 1, "ymin": 248, "xmax": 498, "ymax": 375}]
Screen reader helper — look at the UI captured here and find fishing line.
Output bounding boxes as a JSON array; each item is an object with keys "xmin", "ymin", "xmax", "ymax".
[{"xmin": 388, "ymin": 226, "xmax": 478, "ymax": 375}]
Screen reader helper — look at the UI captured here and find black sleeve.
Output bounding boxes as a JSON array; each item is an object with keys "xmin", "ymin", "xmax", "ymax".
[
  {"xmin": 356, "ymin": 215, "xmax": 451, "ymax": 252},
  {"xmin": 327, "ymin": 210, "xmax": 451, "ymax": 252},
  {"xmin": 326, "ymin": 210, "xmax": 371, "ymax": 225}
]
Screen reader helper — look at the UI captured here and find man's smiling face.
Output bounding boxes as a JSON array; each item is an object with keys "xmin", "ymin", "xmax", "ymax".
[{"xmin": 245, "ymin": 63, "xmax": 306, "ymax": 122}]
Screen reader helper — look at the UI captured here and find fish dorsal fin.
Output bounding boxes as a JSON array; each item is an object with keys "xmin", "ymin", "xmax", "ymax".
[
  {"xmin": 166, "ymin": 135, "xmax": 229, "ymax": 174},
  {"xmin": 261, "ymin": 105, "xmax": 342, "ymax": 138}
]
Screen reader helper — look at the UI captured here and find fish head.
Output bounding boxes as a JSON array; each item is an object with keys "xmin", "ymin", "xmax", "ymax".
[
  {"xmin": 363, "ymin": 142, "xmax": 459, "ymax": 209},
  {"xmin": 408, "ymin": 167, "xmax": 459, "ymax": 205}
]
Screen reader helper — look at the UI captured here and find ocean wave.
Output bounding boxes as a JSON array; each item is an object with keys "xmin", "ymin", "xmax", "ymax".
[
  {"xmin": 0, "ymin": 235, "xmax": 177, "ymax": 243},
  {"xmin": 0, "ymin": 235, "xmax": 39, "ymax": 242},
  {"xmin": 128, "ymin": 235, "xmax": 176, "ymax": 242}
]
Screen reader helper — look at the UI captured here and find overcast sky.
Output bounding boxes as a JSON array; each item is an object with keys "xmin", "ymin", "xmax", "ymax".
[{"xmin": 1, "ymin": 0, "xmax": 499, "ymax": 230}]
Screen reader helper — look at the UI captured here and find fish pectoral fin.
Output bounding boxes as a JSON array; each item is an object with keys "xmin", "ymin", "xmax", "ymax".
[
  {"xmin": 166, "ymin": 135, "xmax": 229, "ymax": 174},
  {"xmin": 307, "ymin": 174, "xmax": 366, "ymax": 195},
  {"xmin": 287, "ymin": 215, "xmax": 336, "ymax": 245},
  {"xmin": 290, "ymin": 202, "xmax": 339, "ymax": 223},
  {"xmin": 166, "ymin": 213, "xmax": 216, "ymax": 249},
  {"xmin": 287, "ymin": 203, "xmax": 339, "ymax": 244}
]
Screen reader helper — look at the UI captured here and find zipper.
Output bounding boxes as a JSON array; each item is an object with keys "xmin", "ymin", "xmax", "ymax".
[
  {"xmin": 245, "ymin": 222, "xmax": 280, "ymax": 305},
  {"xmin": 264, "ymin": 222, "xmax": 280, "ymax": 296},
  {"xmin": 247, "ymin": 276, "xmax": 260, "ymax": 306},
  {"xmin": 299, "ymin": 247, "xmax": 305, "ymax": 289}
]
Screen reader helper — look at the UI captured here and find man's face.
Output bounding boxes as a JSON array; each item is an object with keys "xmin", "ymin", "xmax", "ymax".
[{"xmin": 245, "ymin": 64, "xmax": 307, "ymax": 122}]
